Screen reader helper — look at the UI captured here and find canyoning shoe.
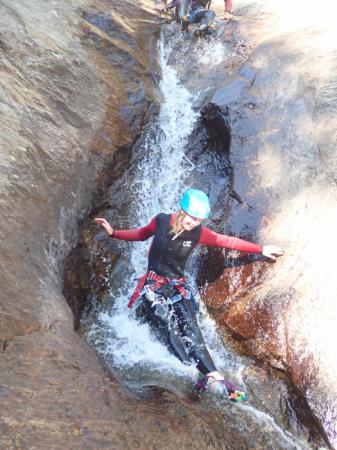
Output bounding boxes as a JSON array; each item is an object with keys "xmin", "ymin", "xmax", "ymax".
[
  {"xmin": 227, "ymin": 388, "xmax": 248, "ymax": 403},
  {"xmin": 206, "ymin": 27, "xmax": 217, "ymax": 36},
  {"xmin": 195, "ymin": 375, "xmax": 248, "ymax": 402},
  {"xmin": 220, "ymin": 379, "xmax": 248, "ymax": 402},
  {"xmin": 194, "ymin": 24, "xmax": 208, "ymax": 38},
  {"xmin": 193, "ymin": 29, "xmax": 202, "ymax": 38},
  {"xmin": 194, "ymin": 29, "xmax": 209, "ymax": 39}
]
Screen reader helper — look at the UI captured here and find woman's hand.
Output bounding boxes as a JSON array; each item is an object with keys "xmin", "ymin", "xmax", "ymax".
[
  {"xmin": 262, "ymin": 245, "xmax": 285, "ymax": 262},
  {"xmin": 95, "ymin": 218, "xmax": 114, "ymax": 236}
]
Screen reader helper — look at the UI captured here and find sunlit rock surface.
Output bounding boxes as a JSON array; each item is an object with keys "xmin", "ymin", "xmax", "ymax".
[
  {"xmin": 200, "ymin": 1, "xmax": 337, "ymax": 446},
  {"xmin": 0, "ymin": 0, "xmax": 223, "ymax": 448},
  {"xmin": 0, "ymin": 0, "xmax": 157, "ymax": 343}
]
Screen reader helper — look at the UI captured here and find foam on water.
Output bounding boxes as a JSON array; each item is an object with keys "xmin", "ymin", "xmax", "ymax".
[{"xmin": 238, "ymin": 404, "xmax": 311, "ymax": 450}]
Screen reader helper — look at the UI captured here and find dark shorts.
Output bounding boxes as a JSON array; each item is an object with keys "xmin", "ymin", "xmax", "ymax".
[{"xmin": 190, "ymin": 9, "xmax": 215, "ymax": 27}]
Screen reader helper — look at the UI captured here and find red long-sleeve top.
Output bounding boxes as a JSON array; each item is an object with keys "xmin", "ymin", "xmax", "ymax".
[{"xmin": 113, "ymin": 214, "xmax": 262, "ymax": 254}]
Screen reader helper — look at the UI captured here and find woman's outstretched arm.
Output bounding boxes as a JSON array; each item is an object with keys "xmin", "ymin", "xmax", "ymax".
[
  {"xmin": 95, "ymin": 216, "xmax": 156, "ymax": 241},
  {"xmin": 199, "ymin": 227, "xmax": 284, "ymax": 261}
]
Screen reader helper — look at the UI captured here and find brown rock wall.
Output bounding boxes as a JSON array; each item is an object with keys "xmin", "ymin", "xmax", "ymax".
[{"xmin": 1, "ymin": 1, "xmax": 218, "ymax": 448}]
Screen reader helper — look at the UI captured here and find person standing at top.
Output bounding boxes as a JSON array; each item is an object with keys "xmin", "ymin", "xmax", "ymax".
[
  {"xmin": 224, "ymin": 0, "xmax": 233, "ymax": 20},
  {"xmin": 95, "ymin": 189, "xmax": 284, "ymax": 401},
  {"xmin": 179, "ymin": 0, "xmax": 216, "ymax": 36},
  {"xmin": 155, "ymin": 1, "xmax": 234, "ymax": 23}
]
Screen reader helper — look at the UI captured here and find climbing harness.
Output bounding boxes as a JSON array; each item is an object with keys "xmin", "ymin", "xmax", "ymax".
[{"xmin": 128, "ymin": 270, "xmax": 193, "ymax": 308}]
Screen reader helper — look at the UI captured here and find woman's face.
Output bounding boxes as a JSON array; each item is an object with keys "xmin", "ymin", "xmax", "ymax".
[{"xmin": 181, "ymin": 213, "xmax": 203, "ymax": 231}]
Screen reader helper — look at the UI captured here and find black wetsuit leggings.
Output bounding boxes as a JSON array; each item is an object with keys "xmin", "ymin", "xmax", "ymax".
[
  {"xmin": 136, "ymin": 296, "xmax": 217, "ymax": 375},
  {"xmin": 192, "ymin": 10, "xmax": 215, "ymax": 29}
]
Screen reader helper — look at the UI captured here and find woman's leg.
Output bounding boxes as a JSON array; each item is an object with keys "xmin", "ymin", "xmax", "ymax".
[
  {"xmin": 172, "ymin": 299, "xmax": 217, "ymax": 375},
  {"xmin": 224, "ymin": 0, "xmax": 233, "ymax": 19},
  {"xmin": 136, "ymin": 296, "xmax": 192, "ymax": 364},
  {"xmin": 137, "ymin": 297, "xmax": 247, "ymax": 401},
  {"xmin": 194, "ymin": 10, "xmax": 215, "ymax": 29}
]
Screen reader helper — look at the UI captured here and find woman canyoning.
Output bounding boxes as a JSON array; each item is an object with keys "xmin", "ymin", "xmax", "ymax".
[{"xmin": 95, "ymin": 188, "xmax": 284, "ymax": 402}]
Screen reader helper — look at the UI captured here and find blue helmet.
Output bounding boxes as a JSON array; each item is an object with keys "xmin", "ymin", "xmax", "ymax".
[{"xmin": 179, "ymin": 188, "xmax": 210, "ymax": 219}]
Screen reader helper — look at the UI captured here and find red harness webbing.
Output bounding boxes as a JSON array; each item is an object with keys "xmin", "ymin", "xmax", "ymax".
[
  {"xmin": 128, "ymin": 272, "xmax": 149, "ymax": 308},
  {"xmin": 128, "ymin": 271, "xmax": 188, "ymax": 308}
]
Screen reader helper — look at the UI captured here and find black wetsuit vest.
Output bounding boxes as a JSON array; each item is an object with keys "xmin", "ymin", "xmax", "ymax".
[{"xmin": 147, "ymin": 213, "xmax": 202, "ymax": 278}]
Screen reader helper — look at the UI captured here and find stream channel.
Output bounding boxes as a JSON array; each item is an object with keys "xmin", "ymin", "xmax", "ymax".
[{"xmin": 66, "ymin": 4, "xmax": 337, "ymax": 448}]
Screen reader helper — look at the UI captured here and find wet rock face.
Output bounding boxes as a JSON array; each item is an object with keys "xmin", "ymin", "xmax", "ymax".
[
  {"xmin": 183, "ymin": 103, "xmax": 234, "ymax": 220},
  {"xmin": 197, "ymin": 7, "xmax": 337, "ymax": 447},
  {"xmin": 178, "ymin": 98, "xmax": 326, "ymax": 447},
  {"xmin": 0, "ymin": 0, "xmax": 157, "ymax": 343},
  {"xmin": 191, "ymin": 103, "xmax": 231, "ymax": 155},
  {"xmin": 1, "ymin": 322, "xmax": 239, "ymax": 450}
]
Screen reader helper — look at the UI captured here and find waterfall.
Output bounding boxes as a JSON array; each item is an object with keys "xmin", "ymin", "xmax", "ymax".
[
  {"xmin": 84, "ymin": 22, "xmax": 320, "ymax": 449},
  {"xmin": 86, "ymin": 29, "xmax": 243, "ymax": 383}
]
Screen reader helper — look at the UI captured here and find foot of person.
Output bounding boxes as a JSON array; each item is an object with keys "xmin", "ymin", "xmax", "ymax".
[
  {"xmin": 193, "ymin": 29, "xmax": 203, "ymax": 38},
  {"xmin": 226, "ymin": 387, "xmax": 248, "ymax": 402},
  {"xmin": 206, "ymin": 27, "xmax": 217, "ymax": 36},
  {"xmin": 194, "ymin": 25, "xmax": 207, "ymax": 38},
  {"xmin": 224, "ymin": 11, "xmax": 233, "ymax": 20},
  {"xmin": 181, "ymin": 16, "xmax": 189, "ymax": 32},
  {"xmin": 195, "ymin": 375, "xmax": 248, "ymax": 402}
]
